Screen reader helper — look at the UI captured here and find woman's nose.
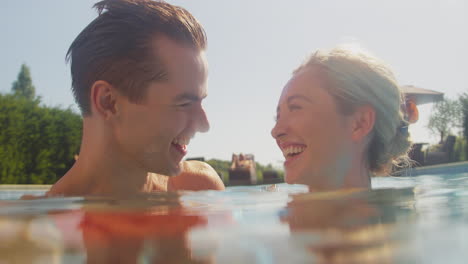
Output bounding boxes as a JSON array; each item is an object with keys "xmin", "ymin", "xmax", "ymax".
[{"xmin": 271, "ymin": 119, "xmax": 286, "ymax": 139}]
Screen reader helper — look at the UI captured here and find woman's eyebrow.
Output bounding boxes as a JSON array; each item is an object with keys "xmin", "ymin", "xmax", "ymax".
[
  {"xmin": 287, "ymin": 94, "xmax": 312, "ymax": 104},
  {"xmin": 277, "ymin": 94, "xmax": 312, "ymax": 111}
]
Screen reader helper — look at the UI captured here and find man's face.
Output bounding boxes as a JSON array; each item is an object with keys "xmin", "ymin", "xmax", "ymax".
[{"xmin": 113, "ymin": 36, "xmax": 209, "ymax": 176}]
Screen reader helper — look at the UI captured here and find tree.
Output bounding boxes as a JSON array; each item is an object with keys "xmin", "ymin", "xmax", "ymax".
[
  {"xmin": 12, "ymin": 64, "xmax": 36, "ymax": 100},
  {"xmin": 0, "ymin": 94, "xmax": 82, "ymax": 184},
  {"xmin": 206, "ymin": 159, "xmax": 231, "ymax": 180},
  {"xmin": 427, "ymin": 98, "xmax": 462, "ymax": 144},
  {"xmin": 460, "ymin": 93, "xmax": 468, "ymax": 157}
]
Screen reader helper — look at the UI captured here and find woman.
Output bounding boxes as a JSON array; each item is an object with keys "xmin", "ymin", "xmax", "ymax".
[{"xmin": 271, "ymin": 47, "xmax": 412, "ymax": 191}]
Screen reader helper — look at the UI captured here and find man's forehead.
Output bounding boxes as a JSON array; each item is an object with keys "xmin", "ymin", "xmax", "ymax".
[
  {"xmin": 164, "ymin": 49, "xmax": 207, "ymax": 84},
  {"xmin": 152, "ymin": 36, "xmax": 206, "ymax": 64}
]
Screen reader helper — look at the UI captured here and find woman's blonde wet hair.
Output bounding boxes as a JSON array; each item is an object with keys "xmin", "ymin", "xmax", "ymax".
[{"xmin": 294, "ymin": 46, "xmax": 412, "ymax": 175}]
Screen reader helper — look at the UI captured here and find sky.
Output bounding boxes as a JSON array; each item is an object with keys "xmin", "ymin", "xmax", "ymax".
[{"xmin": 1, "ymin": 0, "xmax": 467, "ymax": 167}]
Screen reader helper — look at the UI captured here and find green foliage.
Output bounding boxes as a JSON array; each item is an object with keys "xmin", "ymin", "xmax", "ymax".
[
  {"xmin": 255, "ymin": 162, "xmax": 284, "ymax": 182},
  {"xmin": 11, "ymin": 64, "xmax": 36, "ymax": 100},
  {"xmin": 460, "ymin": 93, "xmax": 468, "ymax": 158},
  {"xmin": 453, "ymin": 136, "xmax": 467, "ymax": 162},
  {"xmin": 205, "ymin": 159, "xmax": 231, "ymax": 181},
  {"xmin": 427, "ymin": 98, "xmax": 462, "ymax": 143},
  {"xmin": 0, "ymin": 94, "xmax": 82, "ymax": 184}
]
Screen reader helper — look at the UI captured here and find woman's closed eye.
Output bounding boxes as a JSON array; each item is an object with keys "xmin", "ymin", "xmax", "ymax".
[
  {"xmin": 288, "ymin": 104, "xmax": 302, "ymax": 111},
  {"xmin": 274, "ymin": 104, "xmax": 302, "ymax": 121}
]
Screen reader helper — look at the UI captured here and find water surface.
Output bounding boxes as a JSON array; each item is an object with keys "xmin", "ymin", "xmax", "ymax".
[{"xmin": 1, "ymin": 173, "xmax": 468, "ymax": 263}]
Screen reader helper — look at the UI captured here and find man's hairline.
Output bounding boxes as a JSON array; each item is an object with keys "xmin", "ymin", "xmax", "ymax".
[{"xmin": 82, "ymin": 34, "xmax": 206, "ymax": 117}]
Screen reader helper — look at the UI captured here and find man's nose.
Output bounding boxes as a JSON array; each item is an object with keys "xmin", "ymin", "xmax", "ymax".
[{"xmin": 195, "ymin": 106, "xmax": 210, "ymax": 133}]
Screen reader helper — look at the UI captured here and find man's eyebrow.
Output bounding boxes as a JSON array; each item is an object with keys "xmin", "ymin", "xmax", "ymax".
[
  {"xmin": 173, "ymin": 93, "xmax": 207, "ymax": 102},
  {"xmin": 287, "ymin": 94, "xmax": 312, "ymax": 103}
]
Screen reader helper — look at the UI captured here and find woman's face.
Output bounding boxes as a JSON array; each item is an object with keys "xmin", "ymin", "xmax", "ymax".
[{"xmin": 271, "ymin": 68, "xmax": 354, "ymax": 189}]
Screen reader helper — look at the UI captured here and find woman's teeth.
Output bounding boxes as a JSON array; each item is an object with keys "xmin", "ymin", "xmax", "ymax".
[{"xmin": 282, "ymin": 146, "xmax": 306, "ymax": 158}]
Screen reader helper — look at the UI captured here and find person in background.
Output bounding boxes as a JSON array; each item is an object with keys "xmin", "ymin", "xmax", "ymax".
[
  {"xmin": 48, "ymin": 0, "xmax": 224, "ymax": 197},
  {"xmin": 271, "ymin": 46, "xmax": 412, "ymax": 191}
]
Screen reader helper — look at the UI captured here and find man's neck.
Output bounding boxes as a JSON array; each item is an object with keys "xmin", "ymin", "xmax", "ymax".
[
  {"xmin": 48, "ymin": 121, "xmax": 153, "ymax": 197},
  {"xmin": 49, "ymin": 150, "xmax": 151, "ymax": 197}
]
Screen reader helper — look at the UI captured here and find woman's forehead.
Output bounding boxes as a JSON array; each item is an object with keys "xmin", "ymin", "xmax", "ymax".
[{"xmin": 280, "ymin": 69, "xmax": 326, "ymax": 101}]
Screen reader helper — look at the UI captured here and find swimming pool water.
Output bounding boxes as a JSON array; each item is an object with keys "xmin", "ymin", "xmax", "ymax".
[{"xmin": 1, "ymin": 173, "xmax": 468, "ymax": 263}]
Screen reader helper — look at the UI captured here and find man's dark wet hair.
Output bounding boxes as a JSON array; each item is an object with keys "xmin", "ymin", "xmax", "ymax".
[{"xmin": 66, "ymin": 0, "xmax": 207, "ymax": 116}]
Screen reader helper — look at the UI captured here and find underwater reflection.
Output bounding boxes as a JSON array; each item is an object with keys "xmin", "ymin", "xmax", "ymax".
[
  {"xmin": 0, "ymin": 193, "xmax": 218, "ymax": 264},
  {"xmin": 80, "ymin": 210, "xmax": 209, "ymax": 264},
  {"xmin": 1, "ymin": 186, "xmax": 431, "ymax": 264},
  {"xmin": 73, "ymin": 194, "xmax": 217, "ymax": 263},
  {"xmin": 281, "ymin": 188, "xmax": 416, "ymax": 264}
]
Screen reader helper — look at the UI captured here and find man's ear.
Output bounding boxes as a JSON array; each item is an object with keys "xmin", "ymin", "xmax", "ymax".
[
  {"xmin": 350, "ymin": 105, "xmax": 376, "ymax": 142},
  {"xmin": 90, "ymin": 80, "xmax": 119, "ymax": 120}
]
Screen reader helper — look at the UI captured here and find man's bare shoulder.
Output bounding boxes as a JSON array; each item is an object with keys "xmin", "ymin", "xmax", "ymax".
[{"xmin": 167, "ymin": 161, "xmax": 225, "ymax": 191}]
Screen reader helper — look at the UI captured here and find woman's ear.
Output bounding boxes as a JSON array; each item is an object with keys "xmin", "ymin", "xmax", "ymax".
[
  {"xmin": 90, "ymin": 80, "xmax": 118, "ymax": 119},
  {"xmin": 350, "ymin": 105, "xmax": 376, "ymax": 142}
]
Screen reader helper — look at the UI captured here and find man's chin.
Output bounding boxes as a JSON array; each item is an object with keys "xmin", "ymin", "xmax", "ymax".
[
  {"xmin": 165, "ymin": 162, "xmax": 183, "ymax": 177},
  {"xmin": 166, "ymin": 166, "xmax": 182, "ymax": 177},
  {"xmin": 148, "ymin": 162, "xmax": 181, "ymax": 177}
]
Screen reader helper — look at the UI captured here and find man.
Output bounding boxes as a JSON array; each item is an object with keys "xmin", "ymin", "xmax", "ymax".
[{"xmin": 48, "ymin": 0, "xmax": 224, "ymax": 196}]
